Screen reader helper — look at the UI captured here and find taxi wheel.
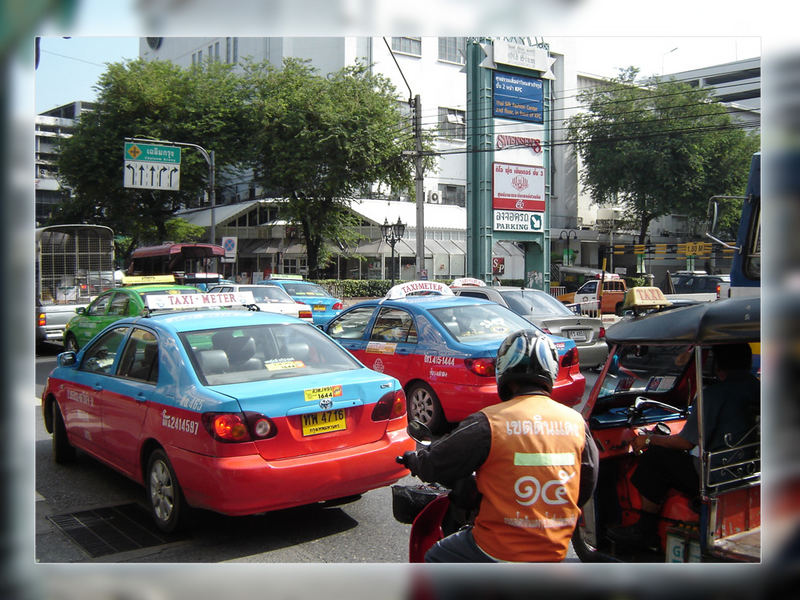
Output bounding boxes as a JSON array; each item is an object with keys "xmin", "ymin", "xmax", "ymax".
[
  {"xmin": 52, "ymin": 401, "xmax": 76, "ymax": 464},
  {"xmin": 407, "ymin": 382, "xmax": 445, "ymax": 434},
  {"xmin": 64, "ymin": 333, "xmax": 79, "ymax": 353},
  {"xmin": 146, "ymin": 449, "xmax": 185, "ymax": 533},
  {"xmin": 571, "ymin": 524, "xmax": 604, "ymax": 562}
]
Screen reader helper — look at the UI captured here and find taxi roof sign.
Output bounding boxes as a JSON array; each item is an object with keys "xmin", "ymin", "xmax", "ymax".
[
  {"xmin": 385, "ymin": 280, "xmax": 454, "ymax": 300},
  {"xmin": 450, "ymin": 277, "xmax": 486, "ymax": 288},
  {"xmin": 144, "ymin": 291, "xmax": 256, "ymax": 310},
  {"xmin": 122, "ymin": 274, "xmax": 176, "ymax": 285},
  {"xmin": 622, "ymin": 286, "xmax": 672, "ymax": 310}
]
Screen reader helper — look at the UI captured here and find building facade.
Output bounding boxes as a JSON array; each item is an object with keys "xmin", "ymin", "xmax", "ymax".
[{"xmin": 35, "ymin": 101, "xmax": 95, "ymax": 225}]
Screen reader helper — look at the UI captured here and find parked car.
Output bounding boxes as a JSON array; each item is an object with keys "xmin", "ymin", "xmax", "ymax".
[
  {"xmin": 207, "ymin": 283, "xmax": 314, "ymax": 323},
  {"xmin": 323, "ymin": 280, "xmax": 585, "ymax": 433},
  {"xmin": 452, "ymin": 282, "xmax": 608, "ymax": 369},
  {"xmin": 669, "ymin": 272, "xmax": 731, "ymax": 300},
  {"xmin": 62, "ymin": 284, "xmax": 200, "ymax": 351},
  {"xmin": 42, "ymin": 291, "xmax": 413, "ymax": 532},
  {"xmin": 260, "ymin": 277, "xmax": 343, "ymax": 326}
]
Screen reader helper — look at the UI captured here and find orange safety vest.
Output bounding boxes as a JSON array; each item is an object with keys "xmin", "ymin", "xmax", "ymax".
[{"xmin": 473, "ymin": 394, "xmax": 587, "ymax": 562}]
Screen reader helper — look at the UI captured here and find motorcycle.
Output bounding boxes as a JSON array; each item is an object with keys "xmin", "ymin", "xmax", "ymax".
[{"xmin": 392, "ymin": 421, "xmax": 477, "ymax": 562}]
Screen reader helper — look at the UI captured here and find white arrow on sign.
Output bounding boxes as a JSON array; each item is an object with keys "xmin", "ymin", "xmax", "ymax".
[{"xmin": 124, "ymin": 160, "xmax": 181, "ymax": 191}]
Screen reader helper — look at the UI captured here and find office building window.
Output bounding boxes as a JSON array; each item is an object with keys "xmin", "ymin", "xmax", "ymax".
[
  {"xmin": 233, "ymin": 37, "xmax": 238, "ymax": 63},
  {"xmin": 438, "ymin": 37, "xmax": 466, "ymax": 64},
  {"xmin": 438, "ymin": 107, "xmax": 465, "ymax": 140},
  {"xmin": 438, "ymin": 184, "xmax": 466, "ymax": 207},
  {"xmin": 215, "ymin": 42, "xmax": 220, "ymax": 60},
  {"xmin": 391, "ymin": 37, "xmax": 422, "ymax": 57},
  {"xmin": 226, "ymin": 38, "xmax": 231, "ymax": 63}
]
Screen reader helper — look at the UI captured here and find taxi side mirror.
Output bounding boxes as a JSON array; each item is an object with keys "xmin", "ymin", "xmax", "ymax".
[
  {"xmin": 75, "ymin": 307, "xmax": 85, "ymax": 315},
  {"xmin": 57, "ymin": 352, "xmax": 76, "ymax": 367}
]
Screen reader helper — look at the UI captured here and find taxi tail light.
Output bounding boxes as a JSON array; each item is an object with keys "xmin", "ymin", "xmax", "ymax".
[
  {"xmin": 298, "ymin": 308, "xmax": 313, "ymax": 319},
  {"xmin": 560, "ymin": 347, "xmax": 579, "ymax": 368},
  {"xmin": 465, "ymin": 357, "xmax": 496, "ymax": 377},
  {"xmin": 371, "ymin": 389, "xmax": 407, "ymax": 421},
  {"xmin": 716, "ymin": 284, "xmax": 721, "ymax": 299},
  {"xmin": 332, "ymin": 302, "xmax": 343, "ymax": 311},
  {"xmin": 202, "ymin": 411, "xmax": 277, "ymax": 442},
  {"xmin": 539, "ymin": 326, "xmax": 552, "ymax": 334},
  {"xmin": 598, "ymin": 326, "xmax": 606, "ymax": 339}
]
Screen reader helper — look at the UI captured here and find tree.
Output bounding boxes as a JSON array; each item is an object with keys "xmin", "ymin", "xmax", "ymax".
[
  {"xmin": 244, "ymin": 58, "xmax": 434, "ymax": 278},
  {"xmin": 54, "ymin": 58, "xmax": 253, "ymax": 264},
  {"xmin": 568, "ymin": 67, "xmax": 760, "ymax": 242}
]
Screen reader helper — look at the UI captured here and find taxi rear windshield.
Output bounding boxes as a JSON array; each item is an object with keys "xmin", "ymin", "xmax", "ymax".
[
  {"xmin": 429, "ymin": 303, "xmax": 537, "ymax": 345},
  {"xmin": 281, "ymin": 282, "xmax": 329, "ymax": 297},
  {"xmin": 181, "ymin": 322, "xmax": 360, "ymax": 386}
]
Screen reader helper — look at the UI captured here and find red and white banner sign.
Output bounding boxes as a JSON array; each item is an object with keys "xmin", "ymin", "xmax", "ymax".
[{"xmin": 492, "ymin": 162, "xmax": 546, "ymax": 212}]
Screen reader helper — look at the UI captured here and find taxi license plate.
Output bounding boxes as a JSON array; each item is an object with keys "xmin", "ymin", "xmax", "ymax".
[
  {"xmin": 313, "ymin": 304, "xmax": 326, "ymax": 311},
  {"xmin": 301, "ymin": 409, "xmax": 346, "ymax": 436},
  {"xmin": 568, "ymin": 330, "xmax": 587, "ymax": 342}
]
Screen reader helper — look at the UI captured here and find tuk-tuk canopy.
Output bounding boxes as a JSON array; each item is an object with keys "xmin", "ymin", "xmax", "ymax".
[{"xmin": 605, "ymin": 297, "xmax": 760, "ymax": 345}]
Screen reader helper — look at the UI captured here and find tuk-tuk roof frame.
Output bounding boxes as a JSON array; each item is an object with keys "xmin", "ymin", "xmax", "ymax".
[{"xmin": 605, "ymin": 297, "xmax": 760, "ymax": 346}]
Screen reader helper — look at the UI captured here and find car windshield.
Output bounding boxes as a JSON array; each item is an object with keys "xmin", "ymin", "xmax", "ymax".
[
  {"xmin": 281, "ymin": 282, "xmax": 329, "ymax": 297},
  {"xmin": 240, "ymin": 286, "xmax": 293, "ymax": 303},
  {"xmin": 181, "ymin": 322, "xmax": 360, "ymax": 386},
  {"xmin": 429, "ymin": 303, "xmax": 537, "ymax": 345},
  {"xmin": 501, "ymin": 290, "xmax": 573, "ymax": 317},
  {"xmin": 597, "ymin": 344, "xmax": 693, "ymax": 400}
]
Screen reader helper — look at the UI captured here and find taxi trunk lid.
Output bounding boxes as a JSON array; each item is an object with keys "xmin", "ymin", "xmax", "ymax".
[{"xmin": 211, "ymin": 370, "xmax": 397, "ymax": 460}]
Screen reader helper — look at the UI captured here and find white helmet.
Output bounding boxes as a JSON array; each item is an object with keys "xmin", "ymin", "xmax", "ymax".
[{"xmin": 496, "ymin": 329, "xmax": 559, "ymax": 401}]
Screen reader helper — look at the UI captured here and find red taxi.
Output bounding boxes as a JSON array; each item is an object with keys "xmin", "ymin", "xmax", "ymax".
[{"xmin": 324, "ymin": 281, "xmax": 584, "ymax": 433}]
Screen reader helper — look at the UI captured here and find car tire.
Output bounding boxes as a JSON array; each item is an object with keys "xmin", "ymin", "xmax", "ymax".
[
  {"xmin": 406, "ymin": 382, "xmax": 445, "ymax": 434},
  {"xmin": 146, "ymin": 449, "xmax": 186, "ymax": 533},
  {"xmin": 51, "ymin": 400, "xmax": 76, "ymax": 464},
  {"xmin": 64, "ymin": 333, "xmax": 79, "ymax": 353}
]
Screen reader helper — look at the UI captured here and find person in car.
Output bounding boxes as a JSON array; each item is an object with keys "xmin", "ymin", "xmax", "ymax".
[
  {"xmin": 401, "ymin": 329, "xmax": 598, "ymax": 562},
  {"xmin": 608, "ymin": 343, "xmax": 760, "ymax": 549}
]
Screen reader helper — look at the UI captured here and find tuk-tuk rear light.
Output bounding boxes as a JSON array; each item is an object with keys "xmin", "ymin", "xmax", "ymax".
[{"xmin": 38, "ymin": 312, "xmax": 46, "ymax": 327}]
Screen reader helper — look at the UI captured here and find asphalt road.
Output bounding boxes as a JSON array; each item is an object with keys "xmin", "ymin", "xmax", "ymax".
[{"xmin": 34, "ymin": 342, "xmax": 595, "ymax": 563}]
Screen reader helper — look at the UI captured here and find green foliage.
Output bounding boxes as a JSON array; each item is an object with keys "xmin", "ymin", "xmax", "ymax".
[
  {"xmin": 314, "ymin": 279, "xmax": 397, "ymax": 298},
  {"xmin": 244, "ymin": 58, "xmax": 429, "ymax": 278},
  {"xmin": 568, "ymin": 67, "xmax": 760, "ymax": 242},
  {"xmin": 53, "ymin": 58, "xmax": 254, "ymax": 260}
]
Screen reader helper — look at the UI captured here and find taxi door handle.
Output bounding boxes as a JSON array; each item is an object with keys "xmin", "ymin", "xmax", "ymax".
[
  {"xmin": 136, "ymin": 392, "xmax": 148, "ymax": 403},
  {"xmin": 396, "ymin": 347, "xmax": 411, "ymax": 355},
  {"xmin": 93, "ymin": 383, "xmax": 103, "ymax": 391}
]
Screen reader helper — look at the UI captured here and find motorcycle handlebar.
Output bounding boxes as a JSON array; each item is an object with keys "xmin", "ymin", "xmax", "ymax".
[{"xmin": 396, "ymin": 455, "xmax": 406, "ymax": 465}]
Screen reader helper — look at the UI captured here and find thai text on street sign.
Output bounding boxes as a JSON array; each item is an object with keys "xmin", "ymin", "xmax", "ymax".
[{"xmin": 124, "ymin": 142, "xmax": 181, "ymax": 191}]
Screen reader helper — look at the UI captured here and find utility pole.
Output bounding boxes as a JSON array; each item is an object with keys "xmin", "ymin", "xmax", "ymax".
[{"xmin": 413, "ymin": 94, "xmax": 425, "ymax": 279}]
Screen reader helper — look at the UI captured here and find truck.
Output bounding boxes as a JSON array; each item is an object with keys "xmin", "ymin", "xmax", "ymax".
[
  {"xmin": 557, "ymin": 273, "xmax": 628, "ymax": 316},
  {"xmin": 36, "ymin": 224, "xmax": 116, "ymax": 348}
]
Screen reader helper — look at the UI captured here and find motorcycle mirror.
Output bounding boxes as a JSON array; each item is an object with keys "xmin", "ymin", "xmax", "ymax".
[
  {"xmin": 608, "ymin": 354, "xmax": 620, "ymax": 375},
  {"xmin": 654, "ymin": 422, "xmax": 672, "ymax": 436},
  {"xmin": 407, "ymin": 420, "xmax": 433, "ymax": 445}
]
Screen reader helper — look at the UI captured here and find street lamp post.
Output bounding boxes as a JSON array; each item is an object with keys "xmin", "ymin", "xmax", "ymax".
[
  {"xmin": 380, "ymin": 217, "xmax": 405, "ymax": 287},
  {"xmin": 559, "ymin": 229, "xmax": 578, "ymax": 266}
]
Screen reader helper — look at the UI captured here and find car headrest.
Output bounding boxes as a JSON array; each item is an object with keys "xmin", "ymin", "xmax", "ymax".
[
  {"xmin": 197, "ymin": 349, "xmax": 229, "ymax": 374},
  {"xmin": 286, "ymin": 341, "xmax": 310, "ymax": 362},
  {"xmin": 228, "ymin": 336, "xmax": 256, "ymax": 364}
]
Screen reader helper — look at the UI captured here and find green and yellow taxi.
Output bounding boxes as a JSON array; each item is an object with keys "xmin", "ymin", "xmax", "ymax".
[{"xmin": 63, "ymin": 277, "xmax": 200, "ymax": 351}]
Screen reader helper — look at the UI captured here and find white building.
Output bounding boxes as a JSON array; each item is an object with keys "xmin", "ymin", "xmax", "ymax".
[{"xmin": 35, "ymin": 101, "xmax": 95, "ymax": 225}]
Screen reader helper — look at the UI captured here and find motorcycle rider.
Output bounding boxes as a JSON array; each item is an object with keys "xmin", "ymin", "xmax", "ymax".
[{"xmin": 401, "ymin": 329, "xmax": 598, "ymax": 562}]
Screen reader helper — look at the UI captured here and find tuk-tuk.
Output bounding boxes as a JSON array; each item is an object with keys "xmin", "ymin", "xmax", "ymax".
[{"xmin": 573, "ymin": 297, "xmax": 760, "ymax": 562}]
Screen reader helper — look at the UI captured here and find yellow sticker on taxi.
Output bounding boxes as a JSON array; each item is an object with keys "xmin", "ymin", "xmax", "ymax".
[{"xmin": 304, "ymin": 385, "xmax": 343, "ymax": 402}]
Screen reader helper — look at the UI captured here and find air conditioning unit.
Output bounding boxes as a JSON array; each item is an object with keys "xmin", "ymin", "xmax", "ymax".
[{"xmin": 427, "ymin": 191, "xmax": 442, "ymax": 204}]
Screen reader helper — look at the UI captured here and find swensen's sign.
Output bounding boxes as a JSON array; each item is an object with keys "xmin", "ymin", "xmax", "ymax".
[{"xmin": 496, "ymin": 135, "xmax": 542, "ymax": 154}]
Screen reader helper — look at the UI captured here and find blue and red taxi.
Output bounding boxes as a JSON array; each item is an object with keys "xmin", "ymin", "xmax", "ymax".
[
  {"xmin": 323, "ymin": 281, "xmax": 585, "ymax": 433},
  {"xmin": 260, "ymin": 275, "xmax": 343, "ymax": 327},
  {"xmin": 42, "ymin": 291, "xmax": 413, "ymax": 532}
]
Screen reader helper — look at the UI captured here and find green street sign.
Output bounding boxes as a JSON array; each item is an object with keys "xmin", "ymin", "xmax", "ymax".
[{"xmin": 124, "ymin": 142, "xmax": 181, "ymax": 164}]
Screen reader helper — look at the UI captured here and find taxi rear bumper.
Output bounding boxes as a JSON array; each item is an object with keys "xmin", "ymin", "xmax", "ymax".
[{"xmin": 168, "ymin": 429, "xmax": 414, "ymax": 516}]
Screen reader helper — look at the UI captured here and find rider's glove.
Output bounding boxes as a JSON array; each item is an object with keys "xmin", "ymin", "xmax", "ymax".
[{"xmin": 401, "ymin": 451, "xmax": 420, "ymax": 477}]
